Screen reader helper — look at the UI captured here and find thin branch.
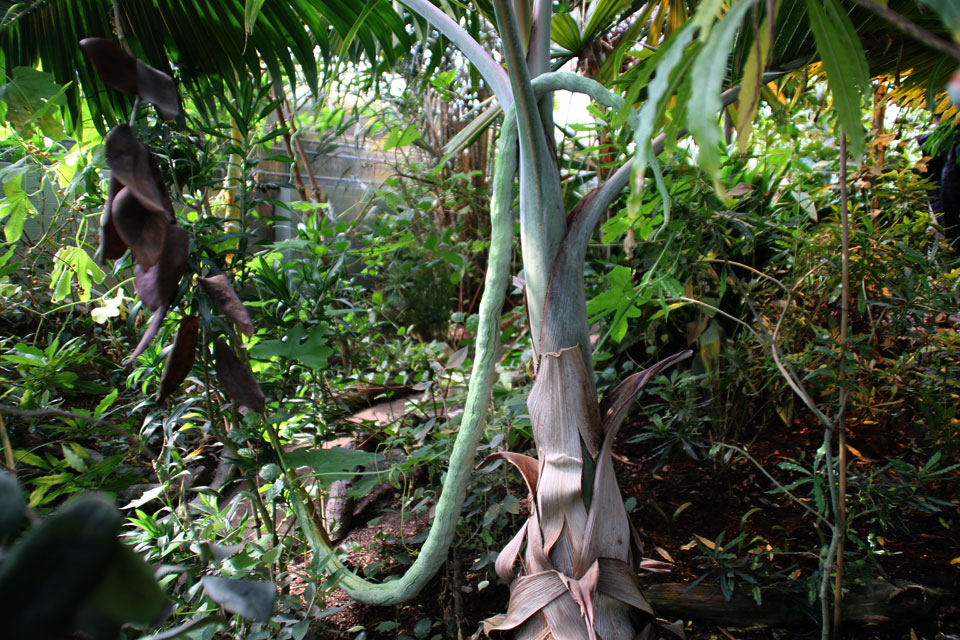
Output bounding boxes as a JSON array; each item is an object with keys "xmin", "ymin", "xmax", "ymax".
[
  {"xmin": 833, "ymin": 129, "xmax": 852, "ymax": 639},
  {"xmin": 849, "ymin": 0, "xmax": 960, "ymax": 61}
]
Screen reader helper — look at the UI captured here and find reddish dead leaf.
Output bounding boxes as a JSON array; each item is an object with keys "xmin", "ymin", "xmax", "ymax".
[
  {"xmin": 112, "ymin": 186, "xmax": 168, "ymax": 269},
  {"xmin": 79, "ymin": 38, "xmax": 181, "ymax": 121},
  {"xmin": 198, "ymin": 275, "xmax": 254, "ymax": 337},
  {"xmin": 213, "ymin": 338, "xmax": 265, "ymax": 413},
  {"xmin": 135, "ymin": 224, "xmax": 189, "ymax": 311},
  {"xmin": 157, "ymin": 315, "xmax": 199, "ymax": 404}
]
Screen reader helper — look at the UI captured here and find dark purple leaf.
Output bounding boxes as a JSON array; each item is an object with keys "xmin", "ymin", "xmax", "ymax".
[
  {"xmin": 198, "ymin": 275, "xmax": 253, "ymax": 337},
  {"xmin": 213, "ymin": 338, "xmax": 265, "ymax": 413},
  {"xmin": 79, "ymin": 38, "xmax": 182, "ymax": 121},
  {"xmin": 134, "ymin": 225, "xmax": 189, "ymax": 311},
  {"xmin": 112, "ymin": 186, "xmax": 168, "ymax": 269},
  {"xmin": 125, "ymin": 303, "xmax": 169, "ymax": 366},
  {"xmin": 105, "ymin": 124, "xmax": 174, "ymax": 219},
  {"xmin": 99, "ymin": 177, "xmax": 127, "ymax": 263},
  {"xmin": 79, "ymin": 37, "xmax": 136, "ymax": 95},
  {"xmin": 157, "ymin": 315, "xmax": 199, "ymax": 405}
]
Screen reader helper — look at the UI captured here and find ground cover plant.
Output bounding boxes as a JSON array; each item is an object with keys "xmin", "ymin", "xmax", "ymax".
[{"xmin": 0, "ymin": 1, "xmax": 959, "ymax": 639}]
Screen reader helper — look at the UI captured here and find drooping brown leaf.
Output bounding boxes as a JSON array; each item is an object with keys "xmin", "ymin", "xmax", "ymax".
[
  {"xmin": 198, "ymin": 275, "xmax": 254, "ymax": 337},
  {"xmin": 486, "ymin": 451, "xmax": 539, "ymax": 496},
  {"xmin": 79, "ymin": 37, "xmax": 137, "ymax": 94},
  {"xmin": 99, "ymin": 176, "xmax": 126, "ymax": 263},
  {"xmin": 104, "ymin": 124, "xmax": 174, "ymax": 218},
  {"xmin": 79, "ymin": 38, "xmax": 181, "ymax": 121},
  {"xmin": 156, "ymin": 315, "xmax": 199, "ymax": 404},
  {"xmin": 578, "ymin": 352, "xmax": 693, "ymax": 577},
  {"xmin": 495, "ymin": 522, "xmax": 527, "ymax": 586},
  {"xmin": 134, "ymin": 224, "xmax": 189, "ymax": 311},
  {"xmin": 112, "ymin": 186, "xmax": 168, "ymax": 269},
  {"xmin": 599, "ymin": 350, "xmax": 693, "ymax": 436},
  {"xmin": 124, "ymin": 303, "xmax": 169, "ymax": 366},
  {"xmin": 487, "ymin": 571, "xmax": 568, "ymax": 633},
  {"xmin": 596, "ymin": 558, "xmax": 654, "ymax": 616},
  {"xmin": 213, "ymin": 338, "xmax": 265, "ymax": 413}
]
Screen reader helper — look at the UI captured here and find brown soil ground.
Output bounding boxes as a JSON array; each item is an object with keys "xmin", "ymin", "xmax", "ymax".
[{"xmin": 306, "ymin": 412, "xmax": 959, "ymax": 640}]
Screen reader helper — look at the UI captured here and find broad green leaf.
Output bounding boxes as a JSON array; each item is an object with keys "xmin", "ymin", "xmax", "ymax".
[
  {"xmin": 583, "ymin": 0, "xmax": 629, "ymax": 44},
  {"xmin": 0, "ymin": 174, "xmax": 36, "ymax": 243},
  {"xmin": 201, "ymin": 577, "xmax": 275, "ymax": 622},
  {"xmin": 551, "ymin": 12, "xmax": 581, "ymax": 52},
  {"xmin": 49, "ymin": 247, "xmax": 105, "ymax": 302},
  {"xmin": 804, "ymin": 0, "xmax": 869, "ymax": 160},
  {"xmin": 123, "ymin": 485, "xmax": 165, "ymax": 510},
  {"xmin": 686, "ymin": 0, "xmax": 757, "ymax": 195},
  {"xmin": 250, "ymin": 323, "xmax": 332, "ymax": 369},
  {"xmin": 283, "ymin": 447, "xmax": 380, "ymax": 481},
  {"xmin": 918, "ymin": 0, "xmax": 960, "ymax": 38},
  {"xmin": 631, "ymin": 22, "xmax": 696, "ymax": 184},
  {"xmin": 91, "ymin": 288, "xmax": 124, "ymax": 324},
  {"xmin": 0, "ymin": 67, "xmax": 69, "ymax": 140},
  {"xmin": 735, "ymin": 0, "xmax": 781, "ymax": 154},
  {"xmin": 61, "ymin": 443, "xmax": 88, "ymax": 472}
]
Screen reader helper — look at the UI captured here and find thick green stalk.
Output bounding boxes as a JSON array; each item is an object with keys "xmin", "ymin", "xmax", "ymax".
[
  {"xmin": 492, "ymin": 0, "xmax": 566, "ymax": 356},
  {"xmin": 283, "ymin": 71, "xmax": 625, "ymax": 606},
  {"xmin": 283, "ymin": 109, "xmax": 517, "ymax": 607}
]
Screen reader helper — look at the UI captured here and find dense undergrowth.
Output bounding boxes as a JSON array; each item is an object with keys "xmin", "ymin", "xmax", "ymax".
[{"xmin": 1, "ymin": 38, "xmax": 959, "ymax": 640}]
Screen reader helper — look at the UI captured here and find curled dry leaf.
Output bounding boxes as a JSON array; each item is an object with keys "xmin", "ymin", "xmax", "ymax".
[
  {"xmin": 198, "ymin": 275, "xmax": 253, "ymax": 337},
  {"xmin": 486, "ymin": 451, "xmax": 539, "ymax": 496},
  {"xmin": 105, "ymin": 124, "xmax": 174, "ymax": 219},
  {"xmin": 125, "ymin": 303, "xmax": 169, "ymax": 367},
  {"xmin": 99, "ymin": 176, "xmax": 126, "ymax": 263},
  {"xmin": 134, "ymin": 224, "xmax": 189, "ymax": 311},
  {"xmin": 112, "ymin": 186, "xmax": 168, "ymax": 270},
  {"xmin": 157, "ymin": 315, "xmax": 199, "ymax": 405},
  {"xmin": 79, "ymin": 38, "xmax": 182, "ymax": 121},
  {"xmin": 213, "ymin": 338, "xmax": 265, "ymax": 413}
]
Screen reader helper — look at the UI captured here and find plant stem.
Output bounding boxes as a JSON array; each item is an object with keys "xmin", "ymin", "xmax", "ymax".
[
  {"xmin": 0, "ymin": 414, "xmax": 14, "ymax": 472},
  {"xmin": 833, "ymin": 129, "xmax": 851, "ymax": 639}
]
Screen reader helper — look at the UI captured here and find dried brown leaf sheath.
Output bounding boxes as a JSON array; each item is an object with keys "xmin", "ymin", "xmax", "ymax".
[
  {"xmin": 213, "ymin": 338, "xmax": 265, "ymax": 413},
  {"xmin": 198, "ymin": 275, "xmax": 254, "ymax": 337},
  {"xmin": 79, "ymin": 38, "xmax": 182, "ymax": 121},
  {"xmin": 157, "ymin": 315, "xmax": 199, "ymax": 404}
]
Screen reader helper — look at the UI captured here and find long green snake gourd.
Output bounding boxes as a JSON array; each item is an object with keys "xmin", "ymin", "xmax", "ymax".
[{"xmin": 285, "ymin": 72, "xmax": 632, "ymax": 606}]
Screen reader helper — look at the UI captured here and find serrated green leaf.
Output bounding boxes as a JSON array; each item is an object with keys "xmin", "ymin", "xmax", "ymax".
[
  {"xmin": 686, "ymin": 0, "xmax": 757, "ymax": 194},
  {"xmin": 632, "ymin": 22, "xmax": 697, "ymax": 181}
]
